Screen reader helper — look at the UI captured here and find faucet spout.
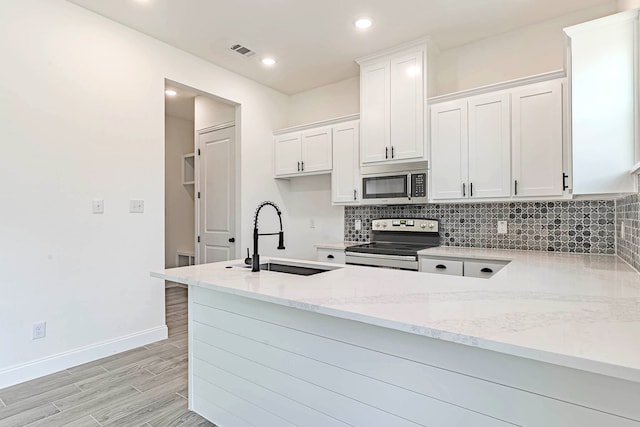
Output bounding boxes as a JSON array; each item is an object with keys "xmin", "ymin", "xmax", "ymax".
[{"xmin": 252, "ymin": 201, "xmax": 285, "ymax": 272}]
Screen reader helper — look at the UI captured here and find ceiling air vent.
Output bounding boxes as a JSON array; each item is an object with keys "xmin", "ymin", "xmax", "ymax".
[{"xmin": 229, "ymin": 43, "xmax": 256, "ymax": 58}]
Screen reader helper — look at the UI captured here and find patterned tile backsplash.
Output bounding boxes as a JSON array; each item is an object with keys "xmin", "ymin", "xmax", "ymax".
[
  {"xmin": 345, "ymin": 200, "xmax": 615, "ymax": 254},
  {"xmin": 616, "ymin": 194, "xmax": 640, "ymax": 270}
]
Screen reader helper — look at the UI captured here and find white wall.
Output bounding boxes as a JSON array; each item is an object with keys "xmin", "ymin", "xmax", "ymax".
[
  {"xmin": 194, "ymin": 95, "xmax": 235, "ymax": 131},
  {"xmin": 276, "ymin": 176, "xmax": 345, "ymax": 260},
  {"xmin": 287, "ymin": 77, "xmax": 360, "ymax": 127},
  {"xmin": 0, "ymin": 0, "xmax": 289, "ymax": 387},
  {"xmin": 165, "ymin": 115, "xmax": 195, "ymax": 268},
  {"xmin": 433, "ymin": 3, "xmax": 618, "ymax": 95}
]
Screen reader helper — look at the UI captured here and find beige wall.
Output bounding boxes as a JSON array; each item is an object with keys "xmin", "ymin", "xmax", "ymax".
[
  {"xmin": 433, "ymin": 3, "xmax": 618, "ymax": 95},
  {"xmin": 287, "ymin": 76, "xmax": 359, "ymax": 127},
  {"xmin": 194, "ymin": 95, "xmax": 235, "ymax": 130},
  {"xmin": 165, "ymin": 115, "xmax": 195, "ymax": 268},
  {"xmin": 0, "ymin": 0, "xmax": 289, "ymax": 387},
  {"xmin": 618, "ymin": 0, "xmax": 640, "ymax": 10}
]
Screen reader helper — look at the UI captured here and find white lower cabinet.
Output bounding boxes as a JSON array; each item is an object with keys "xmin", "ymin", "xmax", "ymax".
[
  {"xmin": 316, "ymin": 248, "xmax": 346, "ymax": 264},
  {"xmin": 420, "ymin": 257, "xmax": 508, "ymax": 279},
  {"xmin": 420, "ymin": 258, "xmax": 464, "ymax": 276}
]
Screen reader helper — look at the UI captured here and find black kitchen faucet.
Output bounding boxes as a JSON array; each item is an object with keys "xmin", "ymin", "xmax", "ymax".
[{"xmin": 251, "ymin": 201, "xmax": 285, "ymax": 271}]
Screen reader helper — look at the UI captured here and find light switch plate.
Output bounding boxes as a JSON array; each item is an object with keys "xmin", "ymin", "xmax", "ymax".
[
  {"xmin": 355, "ymin": 219, "xmax": 362, "ymax": 231},
  {"xmin": 92, "ymin": 199, "xmax": 104, "ymax": 214},
  {"xmin": 129, "ymin": 199, "xmax": 144, "ymax": 213},
  {"xmin": 497, "ymin": 221, "xmax": 508, "ymax": 234}
]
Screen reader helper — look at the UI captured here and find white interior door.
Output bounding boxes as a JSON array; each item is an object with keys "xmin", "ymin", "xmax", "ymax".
[{"xmin": 198, "ymin": 125, "xmax": 236, "ymax": 264}]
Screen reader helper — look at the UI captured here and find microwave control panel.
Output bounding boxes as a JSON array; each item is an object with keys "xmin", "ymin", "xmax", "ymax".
[{"xmin": 411, "ymin": 173, "xmax": 427, "ymax": 197}]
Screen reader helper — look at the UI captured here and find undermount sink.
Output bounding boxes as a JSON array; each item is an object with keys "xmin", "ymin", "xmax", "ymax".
[{"xmin": 232, "ymin": 260, "xmax": 340, "ymax": 276}]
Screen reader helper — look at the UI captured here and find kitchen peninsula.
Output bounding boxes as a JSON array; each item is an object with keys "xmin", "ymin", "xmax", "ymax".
[{"xmin": 152, "ymin": 250, "xmax": 640, "ymax": 427}]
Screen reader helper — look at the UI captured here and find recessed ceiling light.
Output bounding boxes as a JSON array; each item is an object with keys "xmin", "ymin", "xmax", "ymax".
[
  {"xmin": 165, "ymin": 89, "xmax": 177, "ymax": 97},
  {"xmin": 355, "ymin": 18, "xmax": 373, "ymax": 30},
  {"xmin": 262, "ymin": 58, "xmax": 276, "ymax": 66}
]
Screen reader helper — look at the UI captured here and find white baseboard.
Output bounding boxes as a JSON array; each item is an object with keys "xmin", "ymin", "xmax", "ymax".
[{"xmin": 0, "ymin": 325, "xmax": 168, "ymax": 389}]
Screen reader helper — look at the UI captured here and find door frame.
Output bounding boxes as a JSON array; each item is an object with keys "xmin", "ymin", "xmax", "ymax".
[{"xmin": 195, "ymin": 120, "xmax": 240, "ymax": 264}]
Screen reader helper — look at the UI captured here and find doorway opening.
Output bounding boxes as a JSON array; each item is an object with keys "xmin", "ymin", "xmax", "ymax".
[{"xmin": 164, "ymin": 80, "xmax": 240, "ymax": 289}]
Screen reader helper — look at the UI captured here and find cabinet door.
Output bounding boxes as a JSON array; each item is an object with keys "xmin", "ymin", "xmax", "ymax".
[
  {"xmin": 430, "ymin": 100, "xmax": 468, "ymax": 200},
  {"xmin": 512, "ymin": 80, "xmax": 564, "ymax": 197},
  {"xmin": 468, "ymin": 93, "xmax": 511, "ymax": 199},
  {"xmin": 360, "ymin": 60, "xmax": 390, "ymax": 164},
  {"xmin": 332, "ymin": 121, "xmax": 360, "ymax": 205},
  {"xmin": 274, "ymin": 132, "xmax": 302, "ymax": 176},
  {"xmin": 566, "ymin": 12, "xmax": 637, "ymax": 194},
  {"xmin": 390, "ymin": 49, "xmax": 425, "ymax": 161},
  {"xmin": 301, "ymin": 126, "xmax": 332, "ymax": 173}
]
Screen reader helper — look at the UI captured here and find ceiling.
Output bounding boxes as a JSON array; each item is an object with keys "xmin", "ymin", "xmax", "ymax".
[{"xmin": 67, "ymin": 0, "xmax": 614, "ymax": 95}]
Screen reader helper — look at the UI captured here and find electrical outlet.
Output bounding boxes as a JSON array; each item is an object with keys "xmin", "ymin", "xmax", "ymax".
[
  {"xmin": 621, "ymin": 221, "xmax": 626, "ymax": 240},
  {"xmin": 355, "ymin": 219, "xmax": 362, "ymax": 231},
  {"xmin": 497, "ymin": 221, "xmax": 508, "ymax": 234},
  {"xmin": 92, "ymin": 199, "xmax": 104, "ymax": 214},
  {"xmin": 32, "ymin": 321, "xmax": 46, "ymax": 340},
  {"xmin": 129, "ymin": 199, "xmax": 144, "ymax": 213}
]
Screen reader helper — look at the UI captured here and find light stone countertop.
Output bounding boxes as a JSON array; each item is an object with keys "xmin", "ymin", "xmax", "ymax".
[
  {"xmin": 314, "ymin": 241, "xmax": 362, "ymax": 250},
  {"xmin": 151, "ymin": 248, "xmax": 640, "ymax": 382}
]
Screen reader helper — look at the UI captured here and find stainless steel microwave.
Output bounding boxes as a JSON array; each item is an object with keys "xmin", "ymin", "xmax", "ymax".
[{"xmin": 360, "ymin": 161, "xmax": 429, "ymax": 205}]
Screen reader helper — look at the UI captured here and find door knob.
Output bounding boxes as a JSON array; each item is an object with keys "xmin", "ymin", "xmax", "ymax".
[{"xmin": 228, "ymin": 238, "xmax": 235, "ymax": 243}]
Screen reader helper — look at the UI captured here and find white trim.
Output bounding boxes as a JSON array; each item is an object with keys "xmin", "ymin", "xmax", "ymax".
[
  {"xmin": 198, "ymin": 121, "xmax": 235, "ymax": 133},
  {"xmin": 273, "ymin": 114, "xmax": 359, "ymax": 135},
  {"xmin": 630, "ymin": 162, "xmax": 640, "ymax": 175},
  {"xmin": 0, "ymin": 326, "xmax": 167, "ymax": 389},
  {"xmin": 564, "ymin": 9, "xmax": 639, "ymax": 36},
  {"xmin": 428, "ymin": 71, "xmax": 566, "ymax": 104},
  {"xmin": 355, "ymin": 37, "xmax": 432, "ymax": 64}
]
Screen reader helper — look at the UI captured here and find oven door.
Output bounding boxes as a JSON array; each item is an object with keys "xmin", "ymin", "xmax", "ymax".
[
  {"xmin": 361, "ymin": 173, "xmax": 410, "ymax": 204},
  {"xmin": 345, "ymin": 252, "xmax": 418, "ymax": 271}
]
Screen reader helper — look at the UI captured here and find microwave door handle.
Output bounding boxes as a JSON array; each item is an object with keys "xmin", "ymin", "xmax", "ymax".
[{"xmin": 407, "ymin": 174, "xmax": 412, "ymax": 199}]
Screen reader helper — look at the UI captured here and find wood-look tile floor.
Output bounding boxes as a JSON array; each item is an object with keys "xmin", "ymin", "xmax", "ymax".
[{"xmin": 0, "ymin": 287, "xmax": 215, "ymax": 427}]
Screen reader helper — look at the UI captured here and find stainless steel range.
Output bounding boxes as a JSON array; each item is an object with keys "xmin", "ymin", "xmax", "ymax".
[{"xmin": 345, "ymin": 218, "xmax": 440, "ymax": 271}]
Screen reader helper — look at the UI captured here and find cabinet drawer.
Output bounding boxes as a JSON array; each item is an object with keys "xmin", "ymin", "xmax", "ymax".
[
  {"xmin": 316, "ymin": 249, "xmax": 345, "ymax": 264},
  {"xmin": 420, "ymin": 258, "xmax": 463, "ymax": 276},
  {"xmin": 464, "ymin": 261, "xmax": 506, "ymax": 278}
]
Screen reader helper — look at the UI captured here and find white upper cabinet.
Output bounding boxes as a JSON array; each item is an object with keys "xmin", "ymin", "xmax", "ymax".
[
  {"xmin": 511, "ymin": 80, "xmax": 564, "ymax": 197},
  {"xmin": 389, "ymin": 50, "xmax": 425, "ymax": 161},
  {"xmin": 274, "ymin": 133, "xmax": 302, "ymax": 176},
  {"xmin": 429, "ymin": 77, "xmax": 567, "ymax": 202},
  {"xmin": 274, "ymin": 126, "xmax": 332, "ymax": 177},
  {"xmin": 331, "ymin": 121, "xmax": 360, "ymax": 205},
  {"xmin": 565, "ymin": 10, "xmax": 638, "ymax": 195},
  {"xmin": 301, "ymin": 127, "xmax": 333, "ymax": 173},
  {"xmin": 430, "ymin": 100, "xmax": 468, "ymax": 200},
  {"xmin": 358, "ymin": 43, "xmax": 427, "ymax": 165},
  {"xmin": 360, "ymin": 61, "xmax": 390, "ymax": 164},
  {"xmin": 467, "ymin": 92, "xmax": 511, "ymax": 199}
]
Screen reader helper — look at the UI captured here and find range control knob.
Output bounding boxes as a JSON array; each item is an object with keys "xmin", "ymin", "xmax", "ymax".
[
  {"xmin": 429, "ymin": 223, "xmax": 435, "ymax": 229},
  {"xmin": 420, "ymin": 223, "xmax": 427, "ymax": 229},
  {"xmin": 382, "ymin": 223, "xmax": 387, "ymax": 228}
]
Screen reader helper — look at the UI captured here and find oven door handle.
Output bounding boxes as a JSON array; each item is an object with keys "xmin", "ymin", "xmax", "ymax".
[{"xmin": 345, "ymin": 252, "xmax": 417, "ymax": 262}]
